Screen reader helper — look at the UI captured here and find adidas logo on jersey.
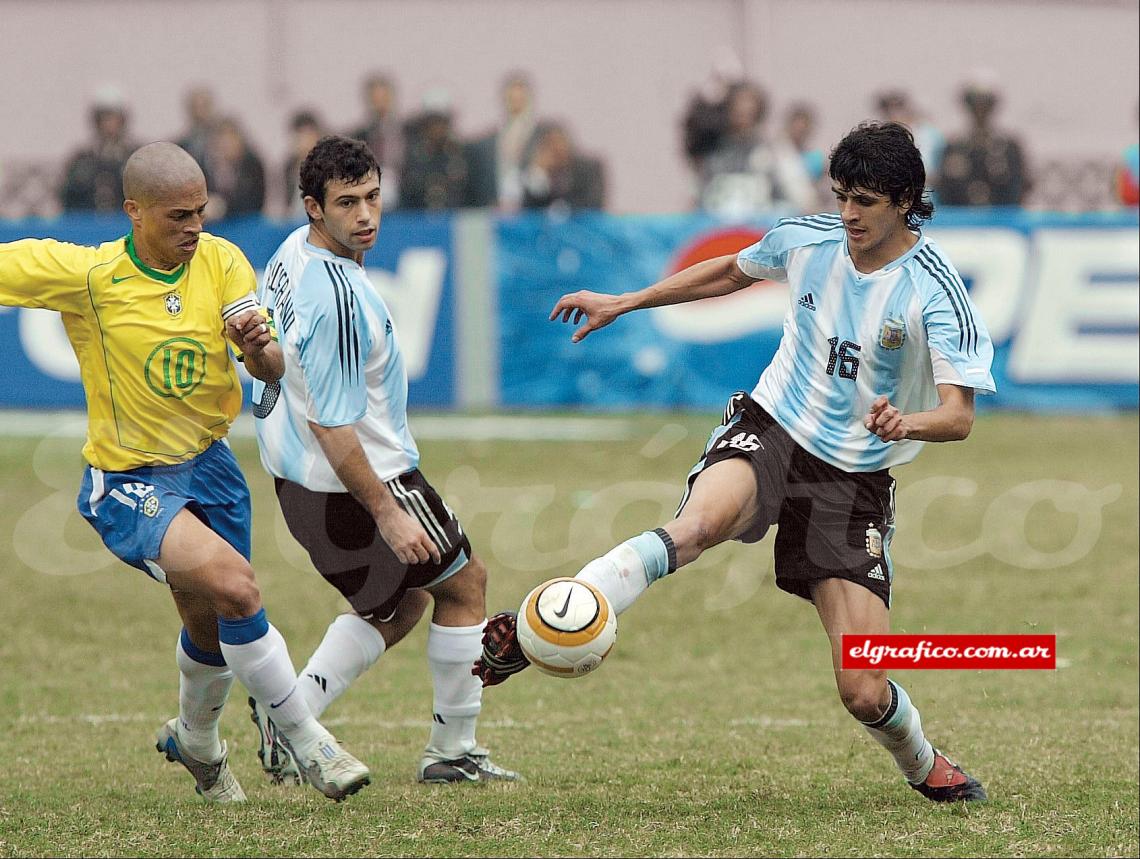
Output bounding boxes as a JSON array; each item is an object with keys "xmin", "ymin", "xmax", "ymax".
[
  {"xmin": 798, "ymin": 292, "xmax": 816, "ymax": 311},
  {"xmin": 868, "ymin": 564, "xmax": 886, "ymax": 581}
]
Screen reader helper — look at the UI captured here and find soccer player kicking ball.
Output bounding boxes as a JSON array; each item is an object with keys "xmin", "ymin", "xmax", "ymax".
[
  {"xmin": 0, "ymin": 143, "xmax": 370, "ymax": 802},
  {"xmin": 477, "ymin": 122, "xmax": 991, "ymax": 803},
  {"xmin": 249, "ymin": 135, "xmax": 518, "ymax": 785}
]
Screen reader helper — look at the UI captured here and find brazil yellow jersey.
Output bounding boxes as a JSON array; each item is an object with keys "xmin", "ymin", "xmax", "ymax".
[{"xmin": 0, "ymin": 231, "xmax": 259, "ymax": 471}]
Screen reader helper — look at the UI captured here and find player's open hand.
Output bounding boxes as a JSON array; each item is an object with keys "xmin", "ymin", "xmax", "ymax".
[
  {"xmin": 865, "ymin": 394, "xmax": 908, "ymax": 442},
  {"xmin": 226, "ymin": 309, "xmax": 273, "ymax": 357},
  {"xmin": 549, "ymin": 291, "xmax": 623, "ymax": 343},
  {"xmin": 375, "ymin": 507, "xmax": 442, "ymax": 566}
]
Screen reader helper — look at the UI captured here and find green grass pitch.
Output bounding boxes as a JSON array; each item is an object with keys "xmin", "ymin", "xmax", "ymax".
[{"xmin": 0, "ymin": 411, "xmax": 1136, "ymax": 857}]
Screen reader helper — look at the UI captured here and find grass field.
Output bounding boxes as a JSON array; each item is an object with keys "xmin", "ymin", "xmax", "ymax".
[{"xmin": 0, "ymin": 410, "xmax": 1137, "ymax": 858}]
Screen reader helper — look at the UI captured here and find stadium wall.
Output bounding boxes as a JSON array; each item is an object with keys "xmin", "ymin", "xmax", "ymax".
[
  {"xmin": 0, "ymin": 0, "xmax": 1136, "ymax": 214},
  {"xmin": 0, "ymin": 210, "xmax": 1136, "ymax": 412}
]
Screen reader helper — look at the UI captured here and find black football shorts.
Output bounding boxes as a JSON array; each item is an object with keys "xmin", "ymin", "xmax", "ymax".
[
  {"xmin": 678, "ymin": 393, "xmax": 897, "ymax": 608},
  {"xmin": 275, "ymin": 468, "xmax": 472, "ymax": 621}
]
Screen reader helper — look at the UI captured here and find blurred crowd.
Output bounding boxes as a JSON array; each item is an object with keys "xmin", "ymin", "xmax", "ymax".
[
  {"xmin": 19, "ymin": 72, "xmax": 605, "ymax": 221},
  {"xmin": 2, "ymin": 68, "xmax": 1136, "ymax": 219},
  {"xmin": 683, "ymin": 66, "xmax": 1138, "ymax": 218}
]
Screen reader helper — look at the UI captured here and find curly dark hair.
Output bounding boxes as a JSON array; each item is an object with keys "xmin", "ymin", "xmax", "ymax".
[
  {"xmin": 828, "ymin": 121, "xmax": 934, "ymax": 229},
  {"xmin": 299, "ymin": 134, "xmax": 380, "ymax": 208}
]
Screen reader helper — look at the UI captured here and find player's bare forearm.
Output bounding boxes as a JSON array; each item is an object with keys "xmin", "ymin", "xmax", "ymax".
[
  {"xmin": 900, "ymin": 399, "xmax": 975, "ymax": 442},
  {"xmin": 866, "ymin": 385, "xmax": 975, "ymax": 443},
  {"xmin": 309, "ymin": 422, "xmax": 391, "ymax": 516},
  {"xmin": 243, "ymin": 342, "xmax": 284, "ymax": 382},
  {"xmin": 628, "ymin": 254, "xmax": 757, "ymax": 309},
  {"xmin": 550, "ymin": 254, "xmax": 755, "ymax": 342},
  {"xmin": 308, "ymin": 422, "xmax": 440, "ymax": 565}
]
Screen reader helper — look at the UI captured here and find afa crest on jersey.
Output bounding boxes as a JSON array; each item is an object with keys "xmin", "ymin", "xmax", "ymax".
[
  {"xmin": 164, "ymin": 292, "xmax": 183, "ymax": 317},
  {"xmin": 879, "ymin": 316, "xmax": 906, "ymax": 350}
]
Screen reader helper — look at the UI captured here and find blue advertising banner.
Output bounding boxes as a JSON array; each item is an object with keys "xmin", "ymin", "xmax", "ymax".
[
  {"xmin": 497, "ymin": 210, "xmax": 1140, "ymax": 411},
  {"xmin": 0, "ymin": 213, "xmax": 456, "ymax": 407}
]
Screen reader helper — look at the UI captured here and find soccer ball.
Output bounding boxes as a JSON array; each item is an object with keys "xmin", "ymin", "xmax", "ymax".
[{"xmin": 516, "ymin": 577, "xmax": 617, "ymax": 678}]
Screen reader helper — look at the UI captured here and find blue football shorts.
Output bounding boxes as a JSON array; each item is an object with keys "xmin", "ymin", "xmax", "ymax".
[{"xmin": 76, "ymin": 439, "xmax": 252, "ymax": 583}]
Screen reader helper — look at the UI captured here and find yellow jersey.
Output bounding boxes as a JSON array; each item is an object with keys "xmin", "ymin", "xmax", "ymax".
[{"xmin": 0, "ymin": 231, "xmax": 259, "ymax": 471}]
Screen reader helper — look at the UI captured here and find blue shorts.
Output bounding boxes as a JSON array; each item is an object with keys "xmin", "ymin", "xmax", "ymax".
[{"xmin": 77, "ymin": 440, "xmax": 252, "ymax": 583}]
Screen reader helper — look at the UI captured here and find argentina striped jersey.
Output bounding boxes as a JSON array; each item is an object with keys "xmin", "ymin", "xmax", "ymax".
[
  {"xmin": 737, "ymin": 213, "xmax": 995, "ymax": 473},
  {"xmin": 253, "ymin": 226, "xmax": 419, "ymax": 490}
]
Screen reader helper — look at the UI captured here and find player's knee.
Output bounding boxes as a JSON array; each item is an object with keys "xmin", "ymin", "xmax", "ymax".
[
  {"xmin": 431, "ymin": 556, "xmax": 487, "ymax": 611},
  {"xmin": 670, "ymin": 514, "xmax": 720, "ymax": 559},
  {"xmin": 837, "ymin": 671, "xmax": 888, "ymax": 722},
  {"xmin": 210, "ymin": 561, "xmax": 262, "ymax": 618},
  {"xmin": 400, "ymin": 588, "xmax": 432, "ymax": 618},
  {"xmin": 374, "ymin": 590, "xmax": 431, "ymax": 647},
  {"xmin": 461, "ymin": 556, "xmax": 488, "ymax": 595}
]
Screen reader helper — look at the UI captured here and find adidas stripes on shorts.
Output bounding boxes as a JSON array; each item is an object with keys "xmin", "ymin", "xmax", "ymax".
[{"xmin": 274, "ymin": 469, "xmax": 472, "ymax": 622}]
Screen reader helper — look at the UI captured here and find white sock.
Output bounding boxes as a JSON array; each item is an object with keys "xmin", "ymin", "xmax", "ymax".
[
  {"xmin": 575, "ymin": 530, "xmax": 675, "ymax": 614},
  {"xmin": 175, "ymin": 629, "xmax": 232, "ymax": 763},
  {"xmin": 861, "ymin": 680, "xmax": 936, "ymax": 783},
  {"xmin": 298, "ymin": 613, "xmax": 387, "ymax": 719},
  {"xmin": 217, "ymin": 609, "xmax": 327, "ymax": 756},
  {"xmin": 425, "ymin": 621, "xmax": 484, "ymax": 760}
]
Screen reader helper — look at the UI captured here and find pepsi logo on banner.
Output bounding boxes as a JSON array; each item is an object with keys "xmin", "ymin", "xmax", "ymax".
[{"xmin": 652, "ymin": 226, "xmax": 790, "ymax": 344}]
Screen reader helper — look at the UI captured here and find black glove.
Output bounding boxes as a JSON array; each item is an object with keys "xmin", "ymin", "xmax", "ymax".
[{"xmin": 472, "ymin": 610, "xmax": 530, "ymax": 687}]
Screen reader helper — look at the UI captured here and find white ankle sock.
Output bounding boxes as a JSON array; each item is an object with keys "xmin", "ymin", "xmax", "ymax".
[
  {"xmin": 425, "ymin": 621, "xmax": 484, "ymax": 759},
  {"xmin": 575, "ymin": 530, "xmax": 674, "ymax": 614},
  {"xmin": 217, "ymin": 609, "xmax": 326, "ymax": 755},
  {"xmin": 175, "ymin": 629, "xmax": 232, "ymax": 763},
  {"xmin": 861, "ymin": 680, "xmax": 936, "ymax": 783},
  {"xmin": 299, "ymin": 613, "xmax": 387, "ymax": 719}
]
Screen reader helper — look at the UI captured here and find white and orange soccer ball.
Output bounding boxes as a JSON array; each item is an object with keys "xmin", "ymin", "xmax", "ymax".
[{"xmin": 516, "ymin": 577, "xmax": 617, "ymax": 678}]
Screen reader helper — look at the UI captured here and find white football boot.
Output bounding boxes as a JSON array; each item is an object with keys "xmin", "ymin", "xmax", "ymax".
[{"xmin": 155, "ymin": 718, "xmax": 246, "ymax": 803}]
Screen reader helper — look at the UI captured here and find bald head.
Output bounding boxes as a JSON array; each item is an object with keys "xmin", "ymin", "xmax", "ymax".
[{"xmin": 122, "ymin": 142, "xmax": 205, "ymax": 205}]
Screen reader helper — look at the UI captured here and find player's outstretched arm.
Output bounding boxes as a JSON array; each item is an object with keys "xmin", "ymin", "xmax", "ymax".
[
  {"xmin": 549, "ymin": 252, "xmax": 756, "ymax": 342},
  {"xmin": 865, "ymin": 384, "xmax": 975, "ymax": 443},
  {"xmin": 308, "ymin": 422, "xmax": 442, "ymax": 566}
]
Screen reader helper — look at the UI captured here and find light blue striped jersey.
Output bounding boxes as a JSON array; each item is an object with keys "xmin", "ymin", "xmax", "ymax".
[
  {"xmin": 737, "ymin": 213, "xmax": 995, "ymax": 472},
  {"xmin": 253, "ymin": 226, "xmax": 419, "ymax": 490}
]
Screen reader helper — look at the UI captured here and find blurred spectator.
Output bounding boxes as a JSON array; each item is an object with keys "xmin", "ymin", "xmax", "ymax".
[
  {"xmin": 783, "ymin": 103, "xmax": 825, "ymax": 183},
  {"xmin": 780, "ymin": 102, "xmax": 827, "ymax": 209},
  {"xmin": 400, "ymin": 89, "xmax": 470, "ymax": 210},
  {"xmin": 875, "ymin": 89, "xmax": 945, "ymax": 178},
  {"xmin": 466, "ymin": 71, "xmax": 541, "ymax": 210},
  {"xmin": 176, "ymin": 86, "xmax": 218, "ymax": 166},
  {"xmin": 1115, "ymin": 104, "xmax": 1139, "ymax": 207},
  {"xmin": 698, "ymin": 81, "xmax": 815, "ymax": 218},
  {"xmin": 520, "ymin": 121, "xmax": 606, "ymax": 211},
  {"xmin": 283, "ymin": 109, "xmax": 326, "ymax": 217},
  {"xmin": 937, "ymin": 75, "xmax": 1028, "ymax": 206},
  {"xmin": 680, "ymin": 50, "xmax": 743, "ymax": 178},
  {"xmin": 348, "ymin": 72, "xmax": 403, "ymax": 207},
  {"xmin": 60, "ymin": 87, "xmax": 136, "ymax": 212},
  {"xmin": 202, "ymin": 116, "xmax": 266, "ymax": 219}
]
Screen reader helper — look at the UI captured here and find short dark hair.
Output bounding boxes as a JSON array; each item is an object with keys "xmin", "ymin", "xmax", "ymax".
[
  {"xmin": 829, "ymin": 121, "xmax": 934, "ymax": 229},
  {"xmin": 299, "ymin": 135, "xmax": 380, "ymax": 207}
]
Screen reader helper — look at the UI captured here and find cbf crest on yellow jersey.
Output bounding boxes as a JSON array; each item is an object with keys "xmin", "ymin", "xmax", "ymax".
[{"xmin": 0, "ymin": 232, "xmax": 259, "ymax": 470}]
